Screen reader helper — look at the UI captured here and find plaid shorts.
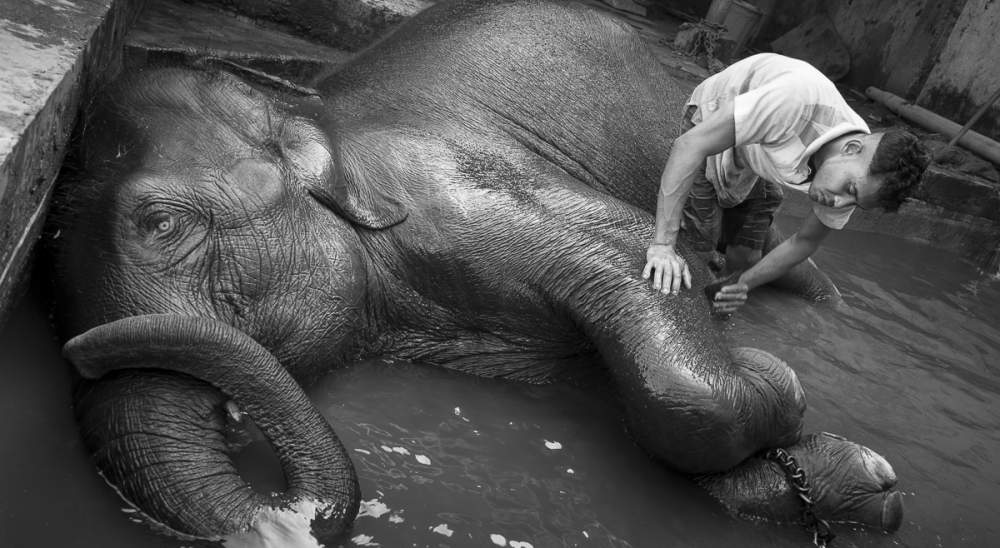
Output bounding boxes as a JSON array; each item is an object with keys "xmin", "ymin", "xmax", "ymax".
[{"xmin": 679, "ymin": 106, "xmax": 783, "ymax": 252}]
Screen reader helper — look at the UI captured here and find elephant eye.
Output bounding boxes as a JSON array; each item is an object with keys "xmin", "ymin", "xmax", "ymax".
[{"xmin": 142, "ymin": 210, "xmax": 176, "ymax": 238}]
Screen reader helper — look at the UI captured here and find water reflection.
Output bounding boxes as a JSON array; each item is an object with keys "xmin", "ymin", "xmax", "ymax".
[{"xmin": 1, "ymin": 226, "xmax": 998, "ymax": 547}]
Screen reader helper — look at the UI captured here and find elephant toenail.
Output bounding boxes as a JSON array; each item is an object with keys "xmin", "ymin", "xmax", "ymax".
[{"xmin": 881, "ymin": 491, "xmax": 904, "ymax": 532}]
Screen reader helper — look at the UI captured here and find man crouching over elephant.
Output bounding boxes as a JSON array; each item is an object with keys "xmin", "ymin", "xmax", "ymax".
[
  {"xmin": 643, "ymin": 53, "xmax": 930, "ymax": 313},
  {"xmin": 44, "ymin": 0, "xmax": 902, "ymax": 545}
]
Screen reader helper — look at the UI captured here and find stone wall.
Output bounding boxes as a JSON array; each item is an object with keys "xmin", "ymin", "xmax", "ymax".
[
  {"xmin": 757, "ymin": 0, "xmax": 1000, "ymax": 143},
  {"xmin": 917, "ymin": 0, "xmax": 1000, "ymax": 143},
  {"xmin": 0, "ymin": 0, "xmax": 148, "ymax": 331}
]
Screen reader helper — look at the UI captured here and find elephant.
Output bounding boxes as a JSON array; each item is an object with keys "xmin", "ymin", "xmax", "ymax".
[{"xmin": 44, "ymin": 0, "xmax": 898, "ymax": 545}]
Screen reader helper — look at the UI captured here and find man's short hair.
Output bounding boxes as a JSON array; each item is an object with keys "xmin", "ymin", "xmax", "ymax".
[{"xmin": 870, "ymin": 129, "xmax": 931, "ymax": 212}]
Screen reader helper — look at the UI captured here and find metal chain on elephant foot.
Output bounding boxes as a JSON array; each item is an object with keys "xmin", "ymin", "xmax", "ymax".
[{"xmin": 765, "ymin": 447, "xmax": 836, "ymax": 547}]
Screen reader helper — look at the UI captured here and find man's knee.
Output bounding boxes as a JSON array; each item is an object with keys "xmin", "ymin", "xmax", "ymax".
[{"xmin": 724, "ymin": 244, "xmax": 762, "ymax": 272}]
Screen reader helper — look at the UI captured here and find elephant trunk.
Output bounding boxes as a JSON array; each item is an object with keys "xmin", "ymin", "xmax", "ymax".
[{"xmin": 63, "ymin": 314, "xmax": 360, "ymax": 544}]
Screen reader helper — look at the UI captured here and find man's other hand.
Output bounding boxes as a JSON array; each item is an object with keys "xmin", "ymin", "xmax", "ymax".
[
  {"xmin": 704, "ymin": 274, "xmax": 749, "ymax": 314},
  {"xmin": 642, "ymin": 243, "xmax": 692, "ymax": 294}
]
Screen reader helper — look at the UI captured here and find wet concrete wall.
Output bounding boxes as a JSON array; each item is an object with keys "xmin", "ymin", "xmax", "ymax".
[
  {"xmin": 0, "ymin": 0, "xmax": 147, "ymax": 330},
  {"xmin": 759, "ymin": 0, "xmax": 999, "ymax": 142},
  {"xmin": 917, "ymin": 0, "xmax": 1000, "ymax": 142}
]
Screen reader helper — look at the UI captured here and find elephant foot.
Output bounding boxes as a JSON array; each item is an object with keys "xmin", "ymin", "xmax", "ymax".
[
  {"xmin": 698, "ymin": 432, "xmax": 902, "ymax": 534},
  {"xmin": 783, "ymin": 432, "xmax": 901, "ymax": 531}
]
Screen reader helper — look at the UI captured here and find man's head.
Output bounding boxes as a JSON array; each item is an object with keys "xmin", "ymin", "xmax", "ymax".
[{"xmin": 808, "ymin": 129, "xmax": 930, "ymax": 211}]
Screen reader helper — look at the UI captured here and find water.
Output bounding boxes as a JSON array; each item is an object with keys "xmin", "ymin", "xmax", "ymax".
[{"xmin": 2, "ymin": 223, "xmax": 998, "ymax": 548}]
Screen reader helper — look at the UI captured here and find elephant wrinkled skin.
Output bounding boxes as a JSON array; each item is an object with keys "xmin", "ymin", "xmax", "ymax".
[{"xmin": 45, "ymin": 0, "xmax": 899, "ymax": 544}]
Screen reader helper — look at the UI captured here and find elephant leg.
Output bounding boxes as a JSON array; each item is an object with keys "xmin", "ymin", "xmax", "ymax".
[
  {"xmin": 486, "ymin": 170, "xmax": 806, "ymax": 471},
  {"xmin": 515, "ymin": 220, "xmax": 806, "ymax": 470},
  {"xmin": 761, "ymin": 225, "xmax": 843, "ymax": 303},
  {"xmin": 547, "ymin": 248, "xmax": 900, "ymax": 530},
  {"xmin": 518, "ymin": 183, "xmax": 895, "ymax": 530},
  {"xmin": 561, "ymin": 269, "xmax": 806, "ymax": 473}
]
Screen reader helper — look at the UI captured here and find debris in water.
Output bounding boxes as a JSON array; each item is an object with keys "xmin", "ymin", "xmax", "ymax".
[
  {"xmin": 544, "ymin": 440, "xmax": 562, "ymax": 450},
  {"xmin": 352, "ymin": 533, "xmax": 380, "ymax": 546},
  {"xmin": 431, "ymin": 523, "xmax": 454, "ymax": 537},
  {"xmin": 358, "ymin": 499, "xmax": 390, "ymax": 519}
]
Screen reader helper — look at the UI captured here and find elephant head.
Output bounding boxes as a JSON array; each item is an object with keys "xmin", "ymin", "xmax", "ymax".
[{"xmin": 45, "ymin": 65, "xmax": 400, "ymax": 542}]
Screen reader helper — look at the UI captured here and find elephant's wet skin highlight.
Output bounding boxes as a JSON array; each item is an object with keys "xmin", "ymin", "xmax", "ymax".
[{"xmin": 42, "ymin": 0, "xmax": 900, "ymax": 544}]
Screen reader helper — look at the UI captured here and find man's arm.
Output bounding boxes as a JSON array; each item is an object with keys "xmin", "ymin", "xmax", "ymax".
[
  {"xmin": 711, "ymin": 211, "xmax": 832, "ymax": 312},
  {"xmin": 643, "ymin": 98, "xmax": 737, "ymax": 294}
]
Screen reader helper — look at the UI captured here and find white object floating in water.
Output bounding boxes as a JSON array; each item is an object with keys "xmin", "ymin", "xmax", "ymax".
[
  {"xmin": 380, "ymin": 445, "xmax": 393, "ymax": 453},
  {"xmin": 566, "ymin": 468, "xmax": 575, "ymax": 474},
  {"xmin": 392, "ymin": 446, "xmax": 411, "ymax": 455},
  {"xmin": 490, "ymin": 534, "xmax": 506, "ymax": 546},
  {"xmin": 388, "ymin": 514, "xmax": 405, "ymax": 524},
  {"xmin": 582, "ymin": 531, "xmax": 590, "ymax": 538},
  {"xmin": 354, "ymin": 448, "xmax": 371, "ymax": 455},
  {"xmin": 222, "ymin": 499, "xmax": 330, "ymax": 548},
  {"xmin": 358, "ymin": 498, "xmax": 390, "ymax": 519},
  {"xmin": 509, "ymin": 541, "xmax": 534, "ymax": 548},
  {"xmin": 431, "ymin": 523, "xmax": 454, "ymax": 537},
  {"xmin": 351, "ymin": 533, "xmax": 380, "ymax": 546},
  {"xmin": 415, "ymin": 454, "xmax": 432, "ymax": 465},
  {"xmin": 544, "ymin": 440, "xmax": 562, "ymax": 450},
  {"xmin": 454, "ymin": 406, "xmax": 462, "ymax": 415}
]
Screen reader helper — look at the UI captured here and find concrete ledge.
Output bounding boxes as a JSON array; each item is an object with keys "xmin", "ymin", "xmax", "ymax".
[
  {"xmin": 125, "ymin": 0, "xmax": 354, "ymax": 85},
  {"xmin": 0, "ymin": 0, "xmax": 147, "ymax": 330},
  {"xmin": 915, "ymin": 165, "xmax": 1000, "ymax": 224},
  {"xmin": 198, "ymin": 0, "xmax": 434, "ymax": 51}
]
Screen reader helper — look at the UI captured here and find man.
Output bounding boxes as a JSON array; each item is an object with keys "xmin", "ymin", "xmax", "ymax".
[{"xmin": 642, "ymin": 53, "xmax": 929, "ymax": 313}]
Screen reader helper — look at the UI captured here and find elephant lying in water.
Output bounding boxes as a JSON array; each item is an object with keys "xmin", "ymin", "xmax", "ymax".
[{"xmin": 46, "ymin": 0, "xmax": 898, "ymax": 544}]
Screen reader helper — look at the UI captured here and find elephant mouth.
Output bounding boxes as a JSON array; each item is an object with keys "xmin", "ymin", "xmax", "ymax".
[{"xmin": 64, "ymin": 314, "xmax": 360, "ymax": 543}]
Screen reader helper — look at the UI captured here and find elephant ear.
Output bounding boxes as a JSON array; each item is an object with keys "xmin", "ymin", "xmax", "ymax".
[{"xmin": 310, "ymin": 128, "xmax": 411, "ymax": 230}]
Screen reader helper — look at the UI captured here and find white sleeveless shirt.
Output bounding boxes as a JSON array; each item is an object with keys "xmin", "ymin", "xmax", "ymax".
[{"xmin": 686, "ymin": 53, "xmax": 870, "ymax": 229}]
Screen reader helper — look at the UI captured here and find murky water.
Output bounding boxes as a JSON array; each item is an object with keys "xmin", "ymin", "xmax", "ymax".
[{"xmin": 2, "ymin": 222, "xmax": 998, "ymax": 548}]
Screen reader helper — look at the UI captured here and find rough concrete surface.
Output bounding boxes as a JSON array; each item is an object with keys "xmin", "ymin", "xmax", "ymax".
[{"xmin": 0, "ymin": 0, "xmax": 148, "ymax": 330}]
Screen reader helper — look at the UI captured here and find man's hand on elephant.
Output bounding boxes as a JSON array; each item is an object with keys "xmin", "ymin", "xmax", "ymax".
[
  {"xmin": 642, "ymin": 243, "xmax": 692, "ymax": 294},
  {"xmin": 710, "ymin": 283, "xmax": 749, "ymax": 313},
  {"xmin": 704, "ymin": 272, "xmax": 749, "ymax": 314}
]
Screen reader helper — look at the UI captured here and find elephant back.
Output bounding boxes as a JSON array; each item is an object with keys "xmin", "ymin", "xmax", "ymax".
[{"xmin": 317, "ymin": 0, "xmax": 688, "ymax": 212}]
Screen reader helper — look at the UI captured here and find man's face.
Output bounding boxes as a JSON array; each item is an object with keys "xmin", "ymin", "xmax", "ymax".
[{"xmin": 808, "ymin": 133, "xmax": 885, "ymax": 210}]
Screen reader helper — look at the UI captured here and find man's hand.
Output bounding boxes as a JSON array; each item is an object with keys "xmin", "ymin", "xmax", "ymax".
[
  {"xmin": 642, "ymin": 243, "xmax": 692, "ymax": 294},
  {"xmin": 704, "ymin": 273, "xmax": 748, "ymax": 314}
]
